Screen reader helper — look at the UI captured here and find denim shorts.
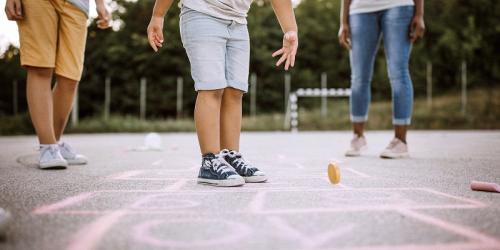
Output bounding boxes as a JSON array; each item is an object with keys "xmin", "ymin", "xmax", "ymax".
[{"xmin": 180, "ymin": 7, "xmax": 250, "ymax": 92}]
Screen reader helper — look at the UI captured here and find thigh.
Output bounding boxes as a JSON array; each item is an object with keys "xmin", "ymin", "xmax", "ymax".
[
  {"xmin": 381, "ymin": 6, "xmax": 414, "ymax": 76},
  {"xmin": 349, "ymin": 12, "xmax": 381, "ymax": 81},
  {"xmin": 180, "ymin": 8, "xmax": 230, "ymax": 89},
  {"xmin": 17, "ymin": 0, "xmax": 58, "ymax": 68},
  {"xmin": 226, "ymin": 24, "xmax": 250, "ymax": 92},
  {"xmin": 56, "ymin": 1, "xmax": 88, "ymax": 81}
]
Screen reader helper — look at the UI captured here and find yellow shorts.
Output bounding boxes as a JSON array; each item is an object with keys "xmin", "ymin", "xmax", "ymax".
[{"xmin": 17, "ymin": 0, "xmax": 88, "ymax": 81}]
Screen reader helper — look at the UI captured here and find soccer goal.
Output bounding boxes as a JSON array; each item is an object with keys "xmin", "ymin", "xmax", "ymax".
[{"xmin": 284, "ymin": 88, "xmax": 351, "ymax": 132}]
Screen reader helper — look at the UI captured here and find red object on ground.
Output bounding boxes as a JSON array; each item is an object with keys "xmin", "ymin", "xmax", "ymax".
[{"xmin": 470, "ymin": 181, "xmax": 500, "ymax": 193}]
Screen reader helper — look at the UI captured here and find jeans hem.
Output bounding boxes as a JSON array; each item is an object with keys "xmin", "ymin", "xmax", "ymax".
[
  {"xmin": 351, "ymin": 115, "xmax": 368, "ymax": 123},
  {"xmin": 393, "ymin": 118, "xmax": 411, "ymax": 125}
]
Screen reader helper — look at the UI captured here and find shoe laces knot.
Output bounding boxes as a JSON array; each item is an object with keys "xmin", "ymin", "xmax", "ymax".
[
  {"xmin": 209, "ymin": 157, "xmax": 233, "ymax": 175},
  {"xmin": 41, "ymin": 146, "xmax": 59, "ymax": 159},
  {"xmin": 232, "ymin": 152, "xmax": 253, "ymax": 176}
]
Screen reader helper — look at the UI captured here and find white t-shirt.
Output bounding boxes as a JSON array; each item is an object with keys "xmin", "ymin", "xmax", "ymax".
[
  {"xmin": 181, "ymin": 0, "xmax": 253, "ymax": 24},
  {"xmin": 349, "ymin": 0, "xmax": 414, "ymax": 14}
]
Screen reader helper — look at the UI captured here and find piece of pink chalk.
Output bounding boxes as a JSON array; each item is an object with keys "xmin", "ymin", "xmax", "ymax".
[{"xmin": 470, "ymin": 181, "xmax": 500, "ymax": 193}]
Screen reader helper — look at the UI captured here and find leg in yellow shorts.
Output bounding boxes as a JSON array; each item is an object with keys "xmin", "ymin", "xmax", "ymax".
[{"xmin": 17, "ymin": 0, "xmax": 87, "ymax": 155}]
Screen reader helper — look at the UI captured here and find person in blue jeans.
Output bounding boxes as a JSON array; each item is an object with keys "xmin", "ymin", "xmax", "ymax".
[{"xmin": 338, "ymin": 0, "xmax": 425, "ymax": 158}]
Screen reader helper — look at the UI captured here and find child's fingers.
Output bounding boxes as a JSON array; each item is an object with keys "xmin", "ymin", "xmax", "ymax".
[
  {"xmin": 148, "ymin": 33, "xmax": 158, "ymax": 52},
  {"xmin": 272, "ymin": 48, "xmax": 284, "ymax": 57},
  {"xmin": 96, "ymin": 20, "xmax": 108, "ymax": 29},
  {"xmin": 276, "ymin": 53, "xmax": 287, "ymax": 66},
  {"xmin": 14, "ymin": 0, "xmax": 22, "ymax": 17},
  {"xmin": 157, "ymin": 32, "xmax": 164, "ymax": 43},
  {"xmin": 290, "ymin": 52, "xmax": 296, "ymax": 67},
  {"xmin": 154, "ymin": 34, "xmax": 163, "ymax": 47},
  {"xmin": 6, "ymin": 1, "xmax": 21, "ymax": 20},
  {"xmin": 5, "ymin": 10, "xmax": 13, "ymax": 20},
  {"xmin": 285, "ymin": 54, "xmax": 291, "ymax": 70}
]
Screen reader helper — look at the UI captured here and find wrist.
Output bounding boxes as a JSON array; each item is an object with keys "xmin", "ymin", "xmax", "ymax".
[{"xmin": 152, "ymin": 12, "xmax": 165, "ymax": 18}]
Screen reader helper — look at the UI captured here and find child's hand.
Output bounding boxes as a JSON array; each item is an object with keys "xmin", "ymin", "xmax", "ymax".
[
  {"xmin": 338, "ymin": 24, "xmax": 351, "ymax": 50},
  {"xmin": 409, "ymin": 15, "xmax": 425, "ymax": 43},
  {"xmin": 147, "ymin": 16, "xmax": 164, "ymax": 52},
  {"xmin": 5, "ymin": 0, "xmax": 23, "ymax": 21},
  {"xmin": 96, "ymin": 3, "xmax": 111, "ymax": 29},
  {"xmin": 272, "ymin": 31, "xmax": 298, "ymax": 71}
]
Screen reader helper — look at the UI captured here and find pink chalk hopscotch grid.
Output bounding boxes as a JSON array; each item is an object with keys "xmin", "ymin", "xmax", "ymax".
[{"xmin": 32, "ymin": 157, "xmax": 500, "ymax": 250}]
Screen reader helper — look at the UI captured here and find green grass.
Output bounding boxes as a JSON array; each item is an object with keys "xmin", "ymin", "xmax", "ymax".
[
  {"xmin": 0, "ymin": 87, "xmax": 498, "ymax": 135},
  {"xmin": 296, "ymin": 87, "xmax": 500, "ymax": 130}
]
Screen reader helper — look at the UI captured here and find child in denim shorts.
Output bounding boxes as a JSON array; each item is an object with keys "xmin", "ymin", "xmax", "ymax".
[{"xmin": 147, "ymin": 0, "xmax": 298, "ymax": 186}]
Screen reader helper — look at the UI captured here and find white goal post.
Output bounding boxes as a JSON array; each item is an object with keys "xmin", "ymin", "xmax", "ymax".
[{"xmin": 284, "ymin": 88, "xmax": 351, "ymax": 132}]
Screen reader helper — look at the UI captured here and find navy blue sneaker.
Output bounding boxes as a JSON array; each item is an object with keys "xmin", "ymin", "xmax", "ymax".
[
  {"xmin": 220, "ymin": 149, "xmax": 267, "ymax": 183},
  {"xmin": 197, "ymin": 153, "xmax": 245, "ymax": 187}
]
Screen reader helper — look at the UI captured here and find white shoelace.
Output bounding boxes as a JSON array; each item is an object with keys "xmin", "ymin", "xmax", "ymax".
[
  {"xmin": 387, "ymin": 139, "xmax": 400, "ymax": 149},
  {"xmin": 208, "ymin": 157, "xmax": 233, "ymax": 175},
  {"xmin": 232, "ymin": 152, "xmax": 252, "ymax": 175},
  {"xmin": 41, "ymin": 146, "xmax": 60, "ymax": 160},
  {"xmin": 60, "ymin": 142, "xmax": 76, "ymax": 157}
]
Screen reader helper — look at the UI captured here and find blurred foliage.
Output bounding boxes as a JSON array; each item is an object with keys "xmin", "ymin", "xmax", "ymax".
[{"xmin": 0, "ymin": 0, "xmax": 499, "ymax": 119}]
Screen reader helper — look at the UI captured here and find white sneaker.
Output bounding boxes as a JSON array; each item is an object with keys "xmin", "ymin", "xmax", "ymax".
[
  {"xmin": 0, "ymin": 207, "xmax": 11, "ymax": 236},
  {"xmin": 0, "ymin": 207, "xmax": 10, "ymax": 236},
  {"xmin": 380, "ymin": 138, "xmax": 409, "ymax": 159},
  {"xmin": 345, "ymin": 135, "xmax": 367, "ymax": 157},
  {"xmin": 59, "ymin": 142, "xmax": 88, "ymax": 165},
  {"xmin": 39, "ymin": 145, "xmax": 68, "ymax": 169}
]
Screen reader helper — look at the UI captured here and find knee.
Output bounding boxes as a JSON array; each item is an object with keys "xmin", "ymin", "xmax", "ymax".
[
  {"xmin": 388, "ymin": 67, "xmax": 412, "ymax": 88},
  {"xmin": 351, "ymin": 77, "xmax": 370, "ymax": 93},
  {"xmin": 198, "ymin": 89, "xmax": 225, "ymax": 101},
  {"xmin": 223, "ymin": 88, "xmax": 244, "ymax": 102},
  {"xmin": 27, "ymin": 67, "xmax": 53, "ymax": 79},
  {"xmin": 55, "ymin": 76, "xmax": 79, "ymax": 92}
]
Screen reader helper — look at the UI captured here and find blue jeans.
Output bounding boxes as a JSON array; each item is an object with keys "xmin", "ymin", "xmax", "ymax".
[{"xmin": 349, "ymin": 6, "xmax": 414, "ymax": 125}]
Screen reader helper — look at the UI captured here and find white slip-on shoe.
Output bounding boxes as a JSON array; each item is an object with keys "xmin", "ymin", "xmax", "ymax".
[
  {"xmin": 39, "ymin": 145, "xmax": 68, "ymax": 169},
  {"xmin": 59, "ymin": 142, "xmax": 88, "ymax": 165},
  {"xmin": 0, "ymin": 207, "xmax": 11, "ymax": 237},
  {"xmin": 380, "ymin": 138, "xmax": 409, "ymax": 159},
  {"xmin": 345, "ymin": 135, "xmax": 367, "ymax": 157}
]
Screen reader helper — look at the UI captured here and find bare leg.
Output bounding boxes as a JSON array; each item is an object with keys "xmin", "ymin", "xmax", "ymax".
[
  {"xmin": 394, "ymin": 125, "xmax": 407, "ymax": 143},
  {"xmin": 53, "ymin": 75, "xmax": 78, "ymax": 142},
  {"xmin": 220, "ymin": 88, "xmax": 243, "ymax": 151},
  {"xmin": 353, "ymin": 122, "xmax": 365, "ymax": 137},
  {"xmin": 26, "ymin": 67, "xmax": 57, "ymax": 144},
  {"xmin": 195, "ymin": 89, "xmax": 224, "ymax": 154}
]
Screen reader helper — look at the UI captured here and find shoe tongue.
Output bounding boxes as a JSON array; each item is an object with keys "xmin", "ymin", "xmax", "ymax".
[
  {"xmin": 202, "ymin": 153, "xmax": 216, "ymax": 159},
  {"xmin": 229, "ymin": 150, "xmax": 242, "ymax": 158}
]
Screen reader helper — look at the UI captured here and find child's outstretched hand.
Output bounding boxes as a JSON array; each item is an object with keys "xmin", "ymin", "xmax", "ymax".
[
  {"xmin": 272, "ymin": 31, "xmax": 298, "ymax": 71},
  {"xmin": 147, "ymin": 16, "xmax": 164, "ymax": 52}
]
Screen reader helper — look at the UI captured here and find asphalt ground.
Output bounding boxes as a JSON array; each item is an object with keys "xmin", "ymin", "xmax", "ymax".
[{"xmin": 0, "ymin": 131, "xmax": 499, "ymax": 250}]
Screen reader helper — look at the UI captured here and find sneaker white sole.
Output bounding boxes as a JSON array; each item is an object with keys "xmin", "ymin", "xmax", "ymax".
[
  {"xmin": 380, "ymin": 152, "xmax": 409, "ymax": 159},
  {"xmin": 39, "ymin": 160, "xmax": 68, "ymax": 169},
  {"xmin": 197, "ymin": 177, "xmax": 245, "ymax": 187},
  {"xmin": 345, "ymin": 151, "xmax": 361, "ymax": 157},
  {"xmin": 345, "ymin": 146, "xmax": 366, "ymax": 157},
  {"xmin": 0, "ymin": 208, "xmax": 11, "ymax": 236},
  {"xmin": 66, "ymin": 158, "xmax": 88, "ymax": 165},
  {"xmin": 244, "ymin": 175, "xmax": 267, "ymax": 183}
]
